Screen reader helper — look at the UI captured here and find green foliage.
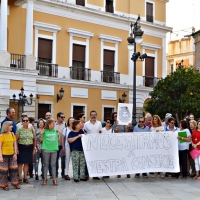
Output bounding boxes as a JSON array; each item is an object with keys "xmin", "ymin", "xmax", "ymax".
[{"xmin": 144, "ymin": 67, "xmax": 200, "ymax": 122}]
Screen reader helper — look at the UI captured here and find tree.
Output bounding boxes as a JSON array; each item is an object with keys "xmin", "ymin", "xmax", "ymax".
[{"xmin": 144, "ymin": 67, "xmax": 200, "ymax": 124}]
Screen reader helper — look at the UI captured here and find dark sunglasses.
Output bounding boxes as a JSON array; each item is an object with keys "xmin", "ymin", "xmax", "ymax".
[
  {"xmin": 22, "ymin": 120, "xmax": 29, "ymax": 122},
  {"xmin": 139, "ymin": 121, "xmax": 144, "ymax": 123},
  {"xmin": 106, "ymin": 121, "xmax": 110, "ymax": 123},
  {"xmin": 21, "ymin": 115, "xmax": 27, "ymax": 117},
  {"xmin": 170, "ymin": 122, "xmax": 175, "ymax": 124},
  {"xmin": 60, "ymin": 116, "xmax": 65, "ymax": 119}
]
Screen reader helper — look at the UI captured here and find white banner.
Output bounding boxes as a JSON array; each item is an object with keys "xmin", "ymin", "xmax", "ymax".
[
  {"xmin": 117, "ymin": 103, "xmax": 133, "ymax": 125},
  {"xmin": 82, "ymin": 132, "xmax": 180, "ymax": 177}
]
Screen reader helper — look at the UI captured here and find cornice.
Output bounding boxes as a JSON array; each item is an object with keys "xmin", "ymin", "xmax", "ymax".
[
  {"xmin": 141, "ymin": 42, "xmax": 161, "ymax": 51},
  {"xmin": 0, "ymin": 66, "xmax": 38, "ymax": 76},
  {"xmin": 34, "ymin": 21, "xmax": 61, "ymax": 33},
  {"xmin": 159, "ymin": 0, "xmax": 169, "ymax": 3},
  {"xmin": 31, "ymin": 0, "xmax": 172, "ymax": 34},
  {"xmin": 166, "ymin": 51, "xmax": 194, "ymax": 59},
  {"xmin": 67, "ymin": 28, "xmax": 94, "ymax": 39},
  {"xmin": 99, "ymin": 34, "xmax": 122, "ymax": 43}
]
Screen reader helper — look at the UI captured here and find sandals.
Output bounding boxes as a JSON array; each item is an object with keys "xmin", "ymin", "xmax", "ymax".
[
  {"xmin": 13, "ymin": 184, "xmax": 20, "ymax": 189},
  {"xmin": 2, "ymin": 185, "xmax": 9, "ymax": 191},
  {"xmin": 19, "ymin": 179, "xmax": 23, "ymax": 185},
  {"xmin": 23, "ymin": 178, "xmax": 30, "ymax": 184},
  {"xmin": 64, "ymin": 175, "xmax": 70, "ymax": 180},
  {"xmin": 42, "ymin": 179, "xmax": 47, "ymax": 186},
  {"xmin": 52, "ymin": 179, "xmax": 58, "ymax": 186}
]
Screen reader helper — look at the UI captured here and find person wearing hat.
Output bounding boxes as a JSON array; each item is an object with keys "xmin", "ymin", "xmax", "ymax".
[{"xmin": 162, "ymin": 113, "xmax": 172, "ymax": 131}]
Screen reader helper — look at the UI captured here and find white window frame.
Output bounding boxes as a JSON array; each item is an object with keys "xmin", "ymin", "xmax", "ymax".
[
  {"xmin": 141, "ymin": 42, "xmax": 161, "ymax": 78},
  {"xmin": 102, "ymin": 105, "xmax": 116, "ymax": 121},
  {"xmin": 34, "ymin": 21, "xmax": 61, "ymax": 63},
  {"xmin": 99, "ymin": 34, "xmax": 122, "ymax": 72},
  {"xmin": 67, "ymin": 28, "xmax": 94, "ymax": 69},
  {"xmin": 145, "ymin": 0, "xmax": 155, "ymax": 23},
  {"xmin": 35, "ymin": 101, "xmax": 54, "ymax": 119},
  {"xmin": 71, "ymin": 103, "xmax": 87, "ymax": 120},
  {"xmin": 103, "ymin": 0, "xmax": 116, "ymax": 13}
]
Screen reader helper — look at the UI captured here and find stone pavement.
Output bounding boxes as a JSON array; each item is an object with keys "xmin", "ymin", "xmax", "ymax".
[{"xmin": 1, "ymin": 172, "xmax": 200, "ymax": 200}]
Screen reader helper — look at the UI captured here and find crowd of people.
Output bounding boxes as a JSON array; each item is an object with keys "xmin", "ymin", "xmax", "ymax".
[{"xmin": 0, "ymin": 107, "xmax": 200, "ymax": 191}]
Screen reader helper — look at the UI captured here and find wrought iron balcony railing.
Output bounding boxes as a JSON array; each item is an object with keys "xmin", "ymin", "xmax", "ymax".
[
  {"xmin": 101, "ymin": 71, "xmax": 120, "ymax": 84},
  {"xmin": 106, "ymin": 5, "xmax": 114, "ymax": 13},
  {"xmin": 146, "ymin": 15, "xmax": 153, "ymax": 22},
  {"xmin": 76, "ymin": 0, "xmax": 85, "ymax": 6},
  {"xmin": 70, "ymin": 66, "xmax": 91, "ymax": 81},
  {"xmin": 10, "ymin": 53, "xmax": 25, "ymax": 68},
  {"xmin": 36, "ymin": 62, "xmax": 58, "ymax": 77},
  {"xmin": 143, "ymin": 76, "xmax": 160, "ymax": 87}
]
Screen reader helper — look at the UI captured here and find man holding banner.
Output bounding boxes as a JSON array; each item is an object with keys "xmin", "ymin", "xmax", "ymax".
[
  {"xmin": 84, "ymin": 110, "xmax": 102, "ymax": 180},
  {"xmin": 133, "ymin": 117, "xmax": 150, "ymax": 178}
]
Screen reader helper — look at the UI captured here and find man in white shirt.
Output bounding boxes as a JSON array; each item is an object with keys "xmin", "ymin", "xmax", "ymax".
[
  {"xmin": 54, "ymin": 112, "xmax": 66, "ymax": 178},
  {"xmin": 84, "ymin": 110, "xmax": 102, "ymax": 134},
  {"xmin": 84, "ymin": 110, "xmax": 102, "ymax": 180}
]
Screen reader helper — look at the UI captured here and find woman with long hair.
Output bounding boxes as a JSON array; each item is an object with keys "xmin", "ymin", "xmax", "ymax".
[
  {"xmin": 34, "ymin": 118, "xmax": 45, "ymax": 180},
  {"xmin": 62, "ymin": 117, "xmax": 74, "ymax": 180},
  {"xmin": 68, "ymin": 120, "xmax": 87, "ymax": 182},
  {"xmin": 16, "ymin": 116, "xmax": 36, "ymax": 184},
  {"xmin": 175, "ymin": 120, "xmax": 191, "ymax": 180},
  {"xmin": 150, "ymin": 115, "xmax": 165, "ymax": 178},
  {"xmin": 40, "ymin": 119, "xmax": 60, "ymax": 186},
  {"xmin": 0, "ymin": 121, "xmax": 20, "ymax": 191}
]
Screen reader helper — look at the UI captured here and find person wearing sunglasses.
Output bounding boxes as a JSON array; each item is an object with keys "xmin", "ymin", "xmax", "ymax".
[
  {"xmin": 16, "ymin": 116, "xmax": 36, "ymax": 184},
  {"xmin": 165, "ymin": 117, "xmax": 179, "ymax": 178},
  {"xmin": 133, "ymin": 117, "xmax": 150, "ymax": 178},
  {"xmin": 77, "ymin": 113, "xmax": 86, "ymax": 130},
  {"xmin": 54, "ymin": 112, "xmax": 66, "ymax": 178},
  {"xmin": 166, "ymin": 117, "xmax": 179, "ymax": 132},
  {"xmin": 16, "ymin": 113, "xmax": 32, "ymax": 129},
  {"xmin": 102, "ymin": 119, "xmax": 114, "ymax": 134}
]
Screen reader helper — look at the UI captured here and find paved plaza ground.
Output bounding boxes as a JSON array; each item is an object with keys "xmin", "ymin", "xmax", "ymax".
[{"xmin": 1, "ymin": 170, "xmax": 200, "ymax": 200}]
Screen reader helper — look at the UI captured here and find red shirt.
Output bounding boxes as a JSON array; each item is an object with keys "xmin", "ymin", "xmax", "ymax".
[{"xmin": 192, "ymin": 130, "xmax": 200, "ymax": 150}]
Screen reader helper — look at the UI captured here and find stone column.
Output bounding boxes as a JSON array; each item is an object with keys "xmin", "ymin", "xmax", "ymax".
[
  {"xmin": 24, "ymin": 0, "xmax": 36, "ymax": 70},
  {"xmin": 0, "ymin": 0, "xmax": 10, "ymax": 67}
]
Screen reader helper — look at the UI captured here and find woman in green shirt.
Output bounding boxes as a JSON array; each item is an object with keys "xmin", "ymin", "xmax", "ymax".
[{"xmin": 40, "ymin": 119, "xmax": 60, "ymax": 186}]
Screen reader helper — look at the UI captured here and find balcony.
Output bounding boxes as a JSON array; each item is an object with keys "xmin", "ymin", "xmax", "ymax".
[
  {"xmin": 143, "ymin": 76, "xmax": 160, "ymax": 87},
  {"xmin": 70, "ymin": 66, "xmax": 91, "ymax": 81},
  {"xmin": 36, "ymin": 62, "xmax": 58, "ymax": 77},
  {"xmin": 146, "ymin": 15, "xmax": 153, "ymax": 22},
  {"xmin": 106, "ymin": 5, "xmax": 114, "ymax": 13},
  {"xmin": 76, "ymin": 0, "xmax": 85, "ymax": 6},
  {"xmin": 101, "ymin": 71, "xmax": 120, "ymax": 84},
  {"xmin": 10, "ymin": 53, "xmax": 25, "ymax": 68}
]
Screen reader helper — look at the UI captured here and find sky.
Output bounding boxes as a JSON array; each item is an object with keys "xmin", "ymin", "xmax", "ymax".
[{"xmin": 166, "ymin": 0, "xmax": 200, "ymax": 40}]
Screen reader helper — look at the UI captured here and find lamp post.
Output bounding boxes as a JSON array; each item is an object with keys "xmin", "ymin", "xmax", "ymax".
[
  {"xmin": 127, "ymin": 15, "xmax": 147, "ymax": 129},
  {"xmin": 12, "ymin": 87, "xmax": 33, "ymax": 113}
]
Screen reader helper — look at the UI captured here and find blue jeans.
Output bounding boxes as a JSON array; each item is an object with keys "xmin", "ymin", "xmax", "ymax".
[
  {"xmin": 34, "ymin": 151, "xmax": 43, "ymax": 176},
  {"xmin": 56, "ymin": 146, "xmax": 65, "ymax": 177}
]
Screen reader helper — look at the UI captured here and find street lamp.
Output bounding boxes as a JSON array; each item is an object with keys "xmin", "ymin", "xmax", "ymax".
[
  {"xmin": 119, "ymin": 92, "xmax": 127, "ymax": 103},
  {"xmin": 127, "ymin": 15, "xmax": 147, "ymax": 129},
  {"xmin": 57, "ymin": 88, "xmax": 65, "ymax": 102},
  {"xmin": 12, "ymin": 87, "xmax": 33, "ymax": 113}
]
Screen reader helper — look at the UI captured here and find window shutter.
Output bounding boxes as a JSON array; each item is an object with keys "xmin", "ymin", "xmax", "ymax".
[
  {"xmin": 73, "ymin": 44, "xmax": 86, "ymax": 62},
  {"xmin": 145, "ymin": 57, "xmax": 154, "ymax": 77},
  {"xmin": 104, "ymin": 50, "xmax": 115, "ymax": 66},
  {"xmin": 38, "ymin": 38, "xmax": 52, "ymax": 59}
]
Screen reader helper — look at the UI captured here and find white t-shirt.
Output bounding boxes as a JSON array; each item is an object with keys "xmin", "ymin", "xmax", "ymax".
[
  {"xmin": 62, "ymin": 127, "xmax": 71, "ymax": 148},
  {"xmin": 150, "ymin": 126, "xmax": 165, "ymax": 132},
  {"xmin": 84, "ymin": 120, "xmax": 102, "ymax": 134},
  {"xmin": 102, "ymin": 127, "xmax": 113, "ymax": 133},
  {"xmin": 178, "ymin": 128, "xmax": 191, "ymax": 150}
]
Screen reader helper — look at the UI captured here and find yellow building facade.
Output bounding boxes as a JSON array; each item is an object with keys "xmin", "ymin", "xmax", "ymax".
[{"xmin": 0, "ymin": 0, "xmax": 171, "ymax": 122}]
